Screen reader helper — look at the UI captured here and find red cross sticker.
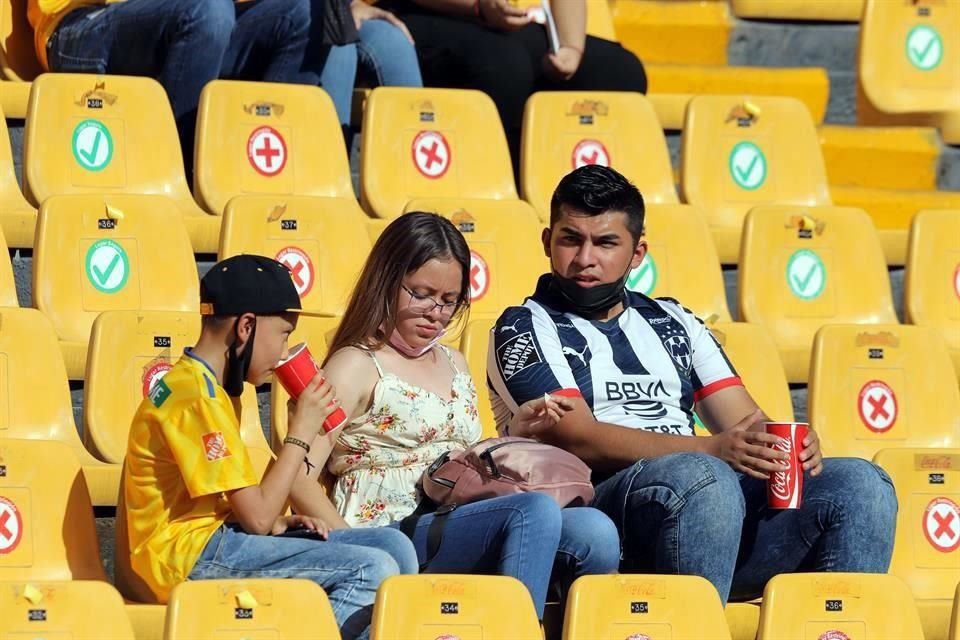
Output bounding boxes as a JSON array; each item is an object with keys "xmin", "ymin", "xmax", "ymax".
[
  {"xmin": 857, "ymin": 380, "xmax": 898, "ymax": 433},
  {"xmin": 276, "ymin": 246, "xmax": 315, "ymax": 298},
  {"xmin": 0, "ymin": 496, "xmax": 23, "ymax": 554},
  {"xmin": 571, "ymin": 139, "xmax": 610, "ymax": 170},
  {"xmin": 923, "ymin": 497, "xmax": 960, "ymax": 553},
  {"xmin": 411, "ymin": 130, "xmax": 451, "ymax": 179},
  {"xmin": 469, "ymin": 250, "xmax": 489, "ymax": 302},
  {"xmin": 247, "ymin": 126, "xmax": 288, "ymax": 177}
]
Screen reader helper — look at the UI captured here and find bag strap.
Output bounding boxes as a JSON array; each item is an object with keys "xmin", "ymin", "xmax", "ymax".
[{"xmin": 399, "ymin": 498, "xmax": 457, "ymax": 571}]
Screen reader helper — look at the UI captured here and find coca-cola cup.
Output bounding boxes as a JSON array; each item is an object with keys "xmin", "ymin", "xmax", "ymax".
[
  {"xmin": 274, "ymin": 343, "xmax": 347, "ymax": 433},
  {"xmin": 765, "ymin": 422, "xmax": 809, "ymax": 509}
]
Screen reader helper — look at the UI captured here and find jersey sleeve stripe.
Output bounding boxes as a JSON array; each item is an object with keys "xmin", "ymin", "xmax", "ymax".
[{"xmin": 693, "ymin": 376, "xmax": 743, "ymax": 402}]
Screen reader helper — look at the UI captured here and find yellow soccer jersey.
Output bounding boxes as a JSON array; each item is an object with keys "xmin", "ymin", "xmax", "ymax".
[{"xmin": 121, "ymin": 349, "xmax": 258, "ymax": 602}]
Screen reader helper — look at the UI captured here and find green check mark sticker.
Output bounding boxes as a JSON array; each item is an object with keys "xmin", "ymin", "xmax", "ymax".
[
  {"xmin": 786, "ymin": 249, "xmax": 825, "ymax": 300},
  {"xmin": 626, "ymin": 254, "xmax": 657, "ymax": 295},
  {"xmin": 728, "ymin": 141, "xmax": 766, "ymax": 190},
  {"xmin": 72, "ymin": 119, "xmax": 113, "ymax": 171},
  {"xmin": 85, "ymin": 239, "xmax": 129, "ymax": 293},
  {"xmin": 906, "ymin": 25, "xmax": 943, "ymax": 71}
]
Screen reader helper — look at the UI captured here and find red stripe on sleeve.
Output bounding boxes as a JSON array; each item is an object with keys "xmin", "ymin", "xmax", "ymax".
[{"xmin": 693, "ymin": 377, "xmax": 743, "ymax": 402}]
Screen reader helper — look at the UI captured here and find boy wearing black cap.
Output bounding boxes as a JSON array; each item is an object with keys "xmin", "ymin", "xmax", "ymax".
[{"xmin": 117, "ymin": 255, "xmax": 417, "ymax": 640}]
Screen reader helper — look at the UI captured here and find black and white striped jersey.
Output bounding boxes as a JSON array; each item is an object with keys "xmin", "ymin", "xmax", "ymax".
[{"xmin": 488, "ymin": 275, "xmax": 742, "ymax": 436}]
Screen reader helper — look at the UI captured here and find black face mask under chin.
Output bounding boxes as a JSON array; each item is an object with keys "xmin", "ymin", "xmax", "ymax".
[
  {"xmin": 224, "ymin": 319, "xmax": 256, "ymax": 398},
  {"xmin": 550, "ymin": 266, "xmax": 631, "ymax": 316}
]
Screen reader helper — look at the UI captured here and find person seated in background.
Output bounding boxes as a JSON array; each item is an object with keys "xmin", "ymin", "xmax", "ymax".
[
  {"xmin": 377, "ymin": 0, "xmax": 646, "ymax": 166},
  {"xmin": 116, "ymin": 255, "xmax": 417, "ymax": 640},
  {"xmin": 287, "ymin": 212, "xmax": 621, "ymax": 621},
  {"xmin": 28, "ymin": 0, "xmax": 319, "ymax": 176},
  {"xmin": 488, "ymin": 165, "xmax": 898, "ymax": 604}
]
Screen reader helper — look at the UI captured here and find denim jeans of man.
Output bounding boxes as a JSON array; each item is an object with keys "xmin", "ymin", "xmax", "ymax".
[
  {"xmin": 591, "ymin": 452, "xmax": 898, "ymax": 603},
  {"xmin": 189, "ymin": 523, "xmax": 417, "ymax": 640}
]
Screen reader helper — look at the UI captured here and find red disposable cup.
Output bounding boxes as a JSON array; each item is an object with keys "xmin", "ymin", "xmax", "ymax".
[
  {"xmin": 764, "ymin": 422, "xmax": 809, "ymax": 509},
  {"xmin": 274, "ymin": 343, "xmax": 347, "ymax": 433}
]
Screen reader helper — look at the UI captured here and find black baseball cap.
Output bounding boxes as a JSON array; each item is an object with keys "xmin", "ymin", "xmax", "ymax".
[{"xmin": 199, "ymin": 254, "xmax": 329, "ymax": 317}]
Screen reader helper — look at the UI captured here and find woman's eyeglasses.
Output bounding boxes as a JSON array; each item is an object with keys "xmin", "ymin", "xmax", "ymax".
[{"xmin": 401, "ymin": 284, "xmax": 460, "ymax": 316}]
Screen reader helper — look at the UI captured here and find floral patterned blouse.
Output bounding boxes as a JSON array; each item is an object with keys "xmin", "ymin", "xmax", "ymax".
[{"xmin": 328, "ymin": 346, "xmax": 482, "ymax": 527}]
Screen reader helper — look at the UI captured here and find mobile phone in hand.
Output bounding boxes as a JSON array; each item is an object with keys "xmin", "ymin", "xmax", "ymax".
[
  {"xmin": 275, "ymin": 527, "xmax": 326, "ymax": 540},
  {"xmin": 542, "ymin": 0, "xmax": 561, "ymax": 55}
]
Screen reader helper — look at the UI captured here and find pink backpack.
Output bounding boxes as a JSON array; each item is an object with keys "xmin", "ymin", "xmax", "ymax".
[{"xmin": 420, "ymin": 437, "xmax": 595, "ymax": 508}]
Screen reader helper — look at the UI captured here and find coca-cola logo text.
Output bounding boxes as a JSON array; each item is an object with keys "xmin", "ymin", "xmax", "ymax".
[{"xmin": 770, "ymin": 437, "xmax": 792, "ymax": 500}]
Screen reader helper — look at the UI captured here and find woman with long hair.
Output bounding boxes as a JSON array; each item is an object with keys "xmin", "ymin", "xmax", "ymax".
[{"xmin": 289, "ymin": 212, "xmax": 620, "ymax": 618}]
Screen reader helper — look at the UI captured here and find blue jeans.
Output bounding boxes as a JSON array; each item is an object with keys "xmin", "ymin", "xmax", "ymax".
[
  {"xmin": 592, "ymin": 453, "xmax": 897, "ymax": 603},
  {"xmin": 321, "ymin": 18, "xmax": 422, "ymax": 127},
  {"xmin": 48, "ymin": 0, "xmax": 314, "ymax": 171},
  {"xmin": 189, "ymin": 523, "xmax": 417, "ymax": 640}
]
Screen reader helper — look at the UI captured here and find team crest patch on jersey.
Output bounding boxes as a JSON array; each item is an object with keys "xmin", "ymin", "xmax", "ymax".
[
  {"xmin": 497, "ymin": 331, "xmax": 542, "ymax": 380},
  {"xmin": 202, "ymin": 432, "xmax": 231, "ymax": 461},
  {"xmin": 664, "ymin": 335, "xmax": 692, "ymax": 373},
  {"xmin": 148, "ymin": 379, "xmax": 172, "ymax": 407}
]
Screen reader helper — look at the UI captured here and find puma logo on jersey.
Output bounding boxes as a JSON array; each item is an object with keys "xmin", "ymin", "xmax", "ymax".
[
  {"xmin": 499, "ymin": 321, "xmax": 520, "ymax": 334},
  {"xmin": 562, "ymin": 345, "xmax": 590, "ymax": 367}
]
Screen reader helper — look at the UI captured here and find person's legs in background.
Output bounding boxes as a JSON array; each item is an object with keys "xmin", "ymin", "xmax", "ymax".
[
  {"xmin": 355, "ymin": 18, "xmax": 422, "ymax": 88},
  {"xmin": 224, "ymin": 0, "xmax": 317, "ymax": 84},
  {"xmin": 319, "ymin": 42, "xmax": 359, "ymax": 141},
  {"xmin": 551, "ymin": 507, "xmax": 621, "ymax": 608}
]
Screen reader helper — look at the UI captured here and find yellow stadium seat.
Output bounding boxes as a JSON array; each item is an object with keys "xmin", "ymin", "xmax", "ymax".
[
  {"xmin": 194, "ymin": 80, "xmax": 355, "ymax": 215},
  {"xmin": 612, "ymin": 0, "xmax": 731, "ymax": 67},
  {"xmin": 371, "ymin": 574, "xmax": 542, "ymax": 640},
  {"xmin": 269, "ymin": 315, "xmax": 342, "ymax": 451},
  {"xmin": 360, "ymin": 87, "xmax": 517, "ymax": 219},
  {"xmin": 0, "ymin": 580, "xmax": 135, "ymax": 638},
  {"xmin": 731, "ymin": 0, "xmax": 864, "ymax": 21},
  {"xmin": 366, "ymin": 218, "xmax": 389, "ymax": 245},
  {"xmin": 0, "ymin": 225, "xmax": 17, "ymax": 307},
  {"xmin": 0, "ymin": 0, "xmax": 41, "ymax": 83},
  {"xmin": 951, "ymin": 583, "xmax": 960, "ymax": 640},
  {"xmin": 562, "ymin": 574, "xmax": 731, "ymax": 640},
  {"xmin": 809, "ymin": 324, "xmax": 960, "ymax": 461},
  {"xmin": 219, "ymin": 195, "xmax": 370, "ymax": 316},
  {"xmin": 0, "ymin": 438, "xmax": 108, "ymax": 580},
  {"xmin": 23, "ymin": 73, "xmax": 219, "ymax": 252},
  {"xmin": 707, "ymin": 322, "xmax": 793, "ymax": 423},
  {"xmin": 633, "ymin": 204, "xmax": 731, "ymax": 322},
  {"xmin": 680, "ymin": 95, "xmax": 832, "ymax": 264},
  {"xmin": 0, "ymin": 111, "xmax": 35, "ymax": 248},
  {"xmin": 163, "ymin": 579, "xmax": 339, "ymax": 640},
  {"xmin": 404, "ymin": 198, "xmax": 545, "ymax": 319},
  {"xmin": 738, "ymin": 206, "xmax": 896, "ymax": 383},
  {"xmin": 84, "ymin": 310, "xmax": 269, "ymax": 467},
  {"xmin": 905, "ymin": 209, "xmax": 960, "ymax": 379},
  {"xmin": 32, "ymin": 194, "xmax": 198, "ymax": 379},
  {"xmin": 757, "ymin": 573, "xmax": 924, "ymax": 640},
  {"xmin": 859, "ymin": 0, "xmax": 960, "ymax": 114},
  {"xmin": 459, "ymin": 317, "xmax": 497, "ymax": 439},
  {"xmin": 520, "ymin": 91, "xmax": 678, "ymax": 220},
  {"xmin": 873, "ymin": 447, "xmax": 960, "ymax": 640},
  {"xmin": 0, "ymin": 308, "xmax": 118, "ymax": 505}
]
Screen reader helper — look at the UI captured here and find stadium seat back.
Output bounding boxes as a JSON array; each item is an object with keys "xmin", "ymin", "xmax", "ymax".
[
  {"xmin": 757, "ymin": 572, "xmax": 925, "ymax": 640},
  {"xmin": 860, "ymin": 0, "xmax": 960, "ymax": 113},
  {"xmin": 633, "ymin": 203, "xmax": 731, "ymax": 322},
  {"xmin": 873, "ymin": 447, "xmax": 960, "ymax": 602},
  {"xmin": 163, "ymin": 579, "xmax": 338, "ymax": 640},
  {"xmin": 0, "ymin": 110, "xmax": 36, "ymax": 248},
  {"xmin": 0, "ymin": 438, "xmax": 106, "ymax": 581},
  {"xmin": 905, "ymin": 209, "xmax": 960, "ymax": 378},
  {"xmin": 459, "ymin": 317, "xmax": 497, "ymax": 439},
  {"xmin": 521, "ymin": 91, "xmax": 677, "ymax": 220},
  {"xmin": 951, "ymin": 583, "xmax": 960, "ymax": 640},
  {"xmin": 85, "ymin": 311, "xmax": 268, "ymax": 465},
  {"xmin": 404, "ymin": 198, "xmax": 546, "ymax": 319},
  {"xmin": 809, "ymin": 324, "xmax": 960, "ymax": 460},
  {"xmin": 562, "ymin": 574, "xmax": 731, "ymax": 640},
  {"xmin": 269, "ymin": 315, "xmax": 342, "ymax": 451},
  {"xmin": 219, "ymin": 195, "xmax": 371, "ymax": 316},
  {"xmin": 738, "ymin": 206, "xmax": 896, "ymax": 383},
  {"xmin": 24, "ymin": 73, "xmax": 199, "ymax": 212},
  {"xmin": 0, "ymin": 226, "xmax": 17, "ymax": 307},
  {"xmin": 33, "ymin": 194, "xmax": 198, "ymax": 376},
  {"xmin": 707, "ymin": 322, "xmax": 794, "ymax": 423},
  {"xmin": 0, "ymin": 580, "xmax": 134, "ymax": 637},
  {"xmin": 195, "ymin": 80, "xmax": 354, "ymax": 215},
  {"xmin": 0, "ymin": 0, "xmax": 41, "ymax": 81},
  {"xmin": 371, "ymin": 574, "xmax": 542, "ymax": 640},
  {"xmin": 680, "ymin": 95, "xmax": 831, "ymax": 262},
  {"xmin": 360, "ymin": 87, "xmax": 517, "ymax": 219}
]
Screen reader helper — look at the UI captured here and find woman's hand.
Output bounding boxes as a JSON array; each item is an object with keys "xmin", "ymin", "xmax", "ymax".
[
  {"xmin": 507, "ymin": 393, "xmax": 575, "ymax": 438},
  {"xmin": 543, "ymin": 45, "xmax": 582, "ymax": 81},
  {"xmin": 477, "ymin": 0, "xmax": 533, "ymax": 31},
  {"xmin": 350, "ymin": 0, "xmax": 414, "ymax": 44}
]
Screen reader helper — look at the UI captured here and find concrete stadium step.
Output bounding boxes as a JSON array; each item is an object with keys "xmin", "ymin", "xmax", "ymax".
[
  {"xmin": 647, "ymin": 64, "xmax": 829, "ymax": 129},
  {"xmin": 730, "ymin": 0, "xmax": 864, "ymax": 22},
  {"xmin": 612, "ymin": 0, "xmax": 732, "ymax": 66},
  {"xmin": 819, "ymin": 125, "xmax": 942, "ymax": 191}
]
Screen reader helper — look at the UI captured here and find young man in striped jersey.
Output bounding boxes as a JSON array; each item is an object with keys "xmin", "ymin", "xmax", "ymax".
[{"xmin": 488, "ymin": 165, "xmax": 897, "ymax": 603}]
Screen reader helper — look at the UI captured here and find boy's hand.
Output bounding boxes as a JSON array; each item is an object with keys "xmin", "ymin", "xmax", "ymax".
[
  {"xmin": 288, "ymin": 372, "xmax": 338, "ymax": 441},
  {"xmin": 271, "ymin": 514, "xmax": 332, "ymax": 539}
]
